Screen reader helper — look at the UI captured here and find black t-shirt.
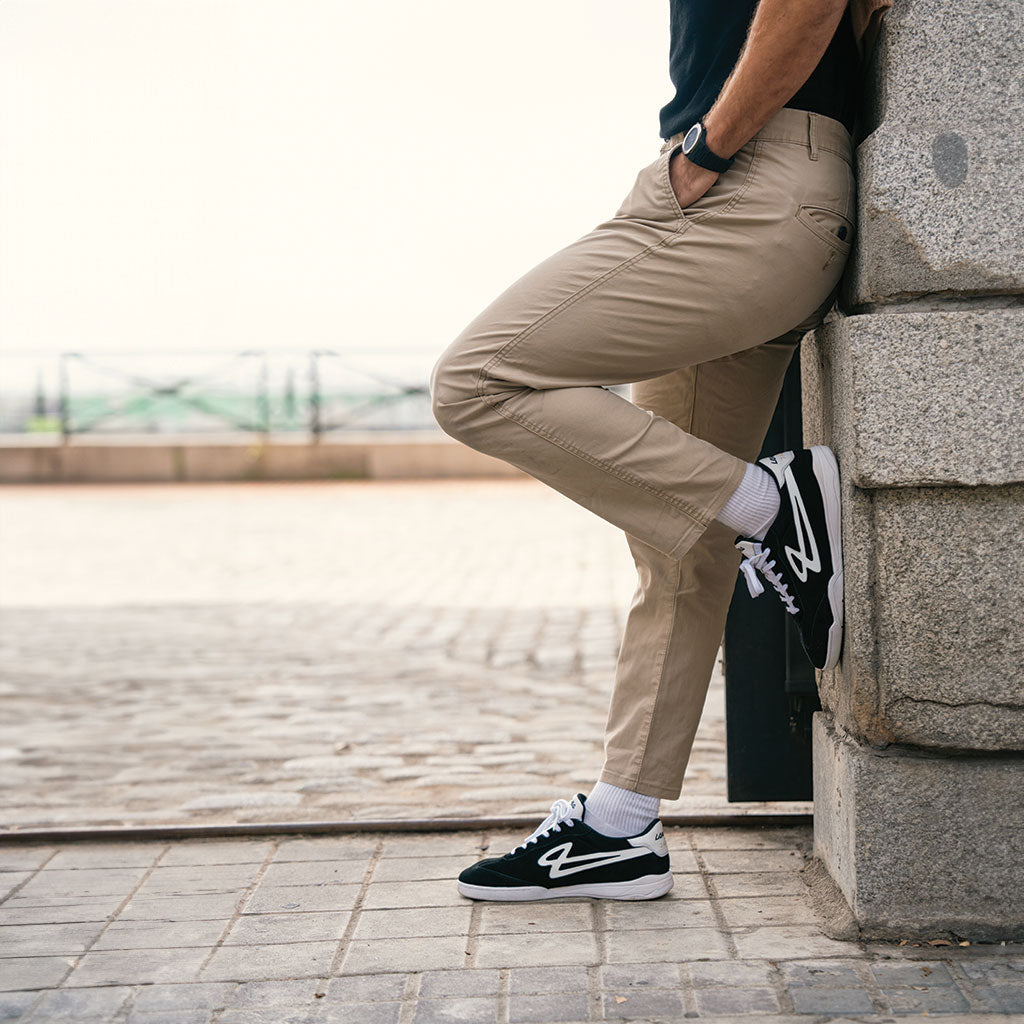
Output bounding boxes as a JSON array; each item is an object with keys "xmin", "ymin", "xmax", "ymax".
[{"xmin": 658, "ymin": 1, "xmax": 859, "ymax": 142}]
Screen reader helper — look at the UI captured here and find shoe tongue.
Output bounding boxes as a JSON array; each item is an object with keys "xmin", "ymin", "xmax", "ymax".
[
  {"xmin": 568, "ymin": 794, "xmax": 587, "ymax": 822},
  {"xmin": 759, "ymin": 451, "xmax": 793, "ymax": 486}
]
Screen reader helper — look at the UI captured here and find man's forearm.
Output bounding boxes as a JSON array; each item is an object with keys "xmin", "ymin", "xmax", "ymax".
[{"xmin": 703, "ymin": 0, "xmax": 848, "ymax": 159}]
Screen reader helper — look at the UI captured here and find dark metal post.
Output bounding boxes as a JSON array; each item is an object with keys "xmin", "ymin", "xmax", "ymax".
[
  {"xmin": 34, "ymin": 370, "xmax": 46, "ymax": 420},
  {"xmin": 722, "ymin": 347, "xmax": 821, "ymax": 802},
  {"xmin": 58, "ymin": 354, "xmax": 71, "ymax": 443},
  {"xmin": 309, "ymin": 351, "xmax": 322, "ymax": 440},
  {"xmin": 258, "ymin": 352, "xmax": 271, "ymax": 436},
  {"xmin": 284, "ymin": 367, "xmax": 297, "ymax": 426}
]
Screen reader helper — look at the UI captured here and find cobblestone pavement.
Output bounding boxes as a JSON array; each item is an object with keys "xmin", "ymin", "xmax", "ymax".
[
  {"xmin": 0, "ymin": 480, "xmax": 807, "ymax": 828},
  {"xmin": 0, "ymin": 828, "xmax": 1021, "ymax": 1023}
]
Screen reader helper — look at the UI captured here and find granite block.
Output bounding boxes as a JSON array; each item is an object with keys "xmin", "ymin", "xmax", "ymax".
[
  {"xmin": 813, "ymin": 713, "xmax": 1024, "ymax": 940},
  {"xmin": 843, "ymin": 0, "xmax": 1024, "ymax": 306},
  {"xmin": 802, "ymin": 312, "xmax": 1024, "ymax": 489},
  {"xmin": 802, "ymin": 314, "xmax": 1024, "ymax": 752},
  {"xmin": 825, "ymin": 483, "xmax": 1024, "ymax": 750}
]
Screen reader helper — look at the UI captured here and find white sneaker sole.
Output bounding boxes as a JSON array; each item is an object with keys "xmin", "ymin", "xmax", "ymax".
[
  {"xmin": 810, "ymin": 445, "xmax": 844, "ymax": 671},
  {"xmin": 457, "ymin": 871, "xmax": 674, "ymax": 902}
]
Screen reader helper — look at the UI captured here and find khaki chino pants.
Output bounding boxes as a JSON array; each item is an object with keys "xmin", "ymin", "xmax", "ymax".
[{"xmin": 430, "ymin": 108, "xmax": 855, "ymax": 799}]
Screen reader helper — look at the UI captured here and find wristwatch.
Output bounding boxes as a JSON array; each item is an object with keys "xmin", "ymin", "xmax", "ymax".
[{"xmin": 681, "ymin": 119, "xmax": 734, "ymax": 173}]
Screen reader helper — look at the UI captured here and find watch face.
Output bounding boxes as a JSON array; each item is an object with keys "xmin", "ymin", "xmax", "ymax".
[{"xmin": 682, "ymin": 123, "xmax": 702, "ymax": 154}]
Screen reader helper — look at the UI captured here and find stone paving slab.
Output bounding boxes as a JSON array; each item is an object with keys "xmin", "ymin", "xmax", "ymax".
[
  {"xmin": 1, "ymin": 483, "xmax": 1017, "ymax": 1021},
  {"xmin": 0, "ymin": 480, "xmax": 807, "ymax": 829},
  {"xmin": 0, "ymin": 828, "xmax": 1021, "ymax": 1022}
]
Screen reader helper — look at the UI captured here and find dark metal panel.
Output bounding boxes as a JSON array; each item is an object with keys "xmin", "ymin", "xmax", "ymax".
[{"xmin": 724, "ymin": 349, "xmax": 821, "ymax": 802}]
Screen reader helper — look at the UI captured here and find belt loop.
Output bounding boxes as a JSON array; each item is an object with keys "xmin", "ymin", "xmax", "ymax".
[{"xmin": 808, "ymin": 113, "xmax": 820, "ymax": 161}]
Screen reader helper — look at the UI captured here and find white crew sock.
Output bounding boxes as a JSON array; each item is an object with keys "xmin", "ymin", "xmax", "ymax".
[
  {"xmin": 585, "ymin": 781, "xmax": 660, "ymax": 838},
  {"xmin": 716, "ymin": 462, "xmax": 780, "ymax": 541}
]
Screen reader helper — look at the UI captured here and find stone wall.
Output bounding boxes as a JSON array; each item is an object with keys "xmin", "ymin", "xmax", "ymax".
[
  {"xmin": 844, "ymin": 0, "xmax": 1023, "ymax": 306},
  {"xmin": 801, "ymin": 0, "xmax": 1024, "ymax": 939}
]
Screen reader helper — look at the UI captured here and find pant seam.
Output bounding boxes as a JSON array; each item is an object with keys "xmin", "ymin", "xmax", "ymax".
[
  {"xmin": 479, "ymin": 399, "xmax": 712, "ymax": 529},
  {"xmin": 474, "ymin": 219, "xmax": 738, "ymax": 532},
  {"xmin": 599, "ymin": 362, "xmax": 700, "ymax": 799},
  {"xmin": 627, "ymin": 556, "xmax": 683, "ymax": 787},
  {"xmin": 604, "ymin": 351, "xmax": 752, "ymax": 798},
  {"xmin": 686, "ymin": 364, "xmax": 699, "ymax": 435},
  {"xmin": 474, "ymin": 230, "xmax": 687, "ymax": 404}
]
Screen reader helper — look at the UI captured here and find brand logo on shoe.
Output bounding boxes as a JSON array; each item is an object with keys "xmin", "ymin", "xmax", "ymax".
[
  {"xmin": 783, "ymin": 468, "xmax": 821, "ymax": 582},
  {"xmin": 537, "ymin": 842, "xmax": 649, "ymax": 879},
  {"xmin": 760, "ymin": 451, "xmax": 793, "ymax": 487}
]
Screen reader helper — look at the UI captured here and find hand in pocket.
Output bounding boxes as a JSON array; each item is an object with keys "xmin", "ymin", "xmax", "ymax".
[{"xmin": 668, "ymin": 150, "xmax": 720, "ymax": 212}]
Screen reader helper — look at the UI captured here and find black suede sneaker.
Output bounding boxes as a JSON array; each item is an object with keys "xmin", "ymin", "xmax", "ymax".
[
  {"xmin": 457, "ymin": 795, "xmax": 672, "ymax": 902},
  {"xmin": 735, "ymin": 446, "xmax": 844, "ymax": 670}
]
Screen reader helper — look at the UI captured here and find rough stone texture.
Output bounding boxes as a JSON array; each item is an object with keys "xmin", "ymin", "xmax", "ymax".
[
  {"xmin": 802, "ymin": 0, "xmax": 1024, "ymax": 918},
  {"xmin": 802, "ymin": 311, "xmax": 1024, "ymax": 489},
  {"xmin": 813, "ymin": 714, "xmax": 1024, "ymax": 941},
  {"xmin": 869, "ymin": 486, "xmax": 1024, "ymax": 748},
  {"xmin": 843, "ymin": 0, "xmax": 1024, "ymax": 308},
  {"xmin": 802, "ymin": 316, "xmax": 1024, "ymax": 752},
  {"xmin": 822, "ymin": 482, "xmax": 1021, "ymax": 751}
]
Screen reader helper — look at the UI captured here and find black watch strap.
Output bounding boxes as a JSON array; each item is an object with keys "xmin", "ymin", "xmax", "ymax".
[{"xmin": 681, "ymin": 119, "xmax": 735, "ymax": 173}]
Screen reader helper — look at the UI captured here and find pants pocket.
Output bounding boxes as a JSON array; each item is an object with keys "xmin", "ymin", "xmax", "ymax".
[
  {"xmin": 661, "ymin": 141, "xmax": 760, "ymax": 228},
  {"xmin": 794, "ymin": 204, "xmax": 855, "ymax": 257}
]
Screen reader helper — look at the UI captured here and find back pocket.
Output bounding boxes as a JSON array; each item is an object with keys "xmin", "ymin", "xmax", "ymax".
[{"xmin": 794, "ymin": 204, "xmax": 855, "ymax": 256}]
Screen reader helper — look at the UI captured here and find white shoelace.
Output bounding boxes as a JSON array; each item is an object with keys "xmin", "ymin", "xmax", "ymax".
[
  {"xmin": 511, "ymin": 798, "xmax": 576, "ymax": 854},
  {"xmin": 737, "ymin": 542, "xmax": 800, "ymax": 616}
]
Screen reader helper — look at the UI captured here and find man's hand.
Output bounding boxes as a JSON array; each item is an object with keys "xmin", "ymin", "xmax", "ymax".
[
  {"xmin": 669, "ymin": 151, "xmax": 720, "ymax": 212},
  {"xmin": 703, "ymin": 0, "xmax": 848, "ymax": 160}
]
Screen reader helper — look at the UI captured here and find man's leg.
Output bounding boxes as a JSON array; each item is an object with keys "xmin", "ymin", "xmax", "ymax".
[
  {"xmin": 443, "ymin": 110, "xmax": 855, "ymax": 899},
  {"xmin": 600, "ymin": 332, "xmax": 802, "ymax": 806},
  {"xmin": 431, "ymin": 109, "xmax": 854, "ymax": 565}
]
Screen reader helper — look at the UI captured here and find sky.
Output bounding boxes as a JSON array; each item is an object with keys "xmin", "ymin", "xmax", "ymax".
[{"xmin": 0, "ymin": 0, "xmax": 670, "ymax": 388}]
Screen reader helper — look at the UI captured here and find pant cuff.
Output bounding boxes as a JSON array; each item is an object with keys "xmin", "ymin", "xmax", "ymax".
[
  {"xmin": 704, "ymin": 456, "xmax": 751, "ymax": 534},
  {"xmin": 665, "ymin": 455, "xmax": 748, "ymax": 561},
  {"xmin": 599, "ymin": 766, "xmax": 681, "ymax": 802}
]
